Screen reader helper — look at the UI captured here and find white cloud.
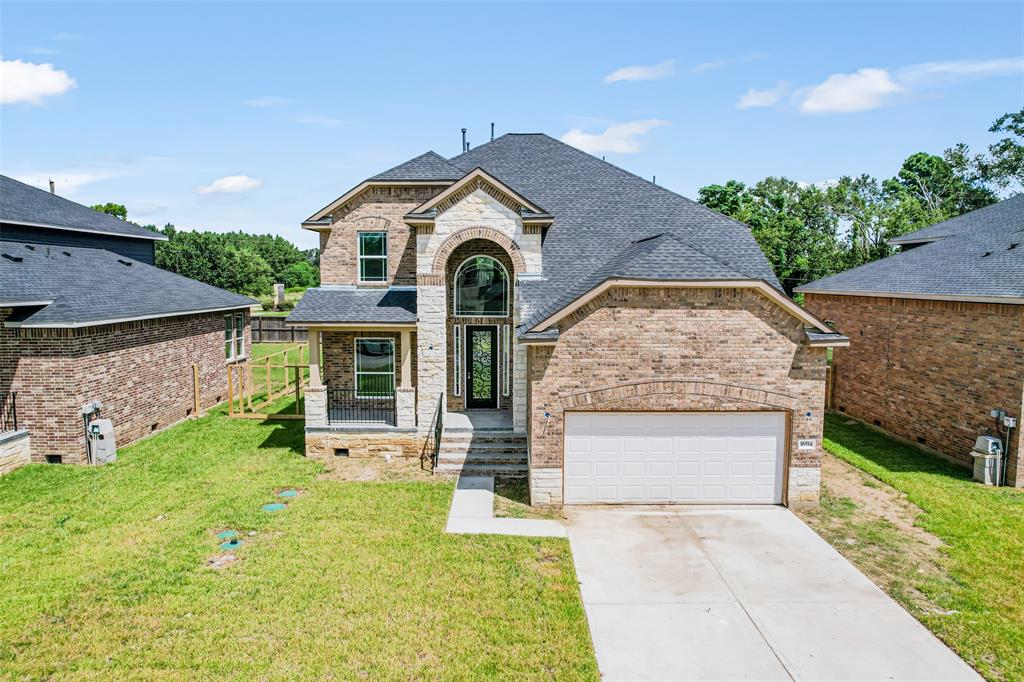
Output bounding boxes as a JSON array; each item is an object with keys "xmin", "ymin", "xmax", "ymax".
[
  {"xmin": 604, "ymin": 59, "xmax": 675, "ymax": 84},
  {"xmin": 0, "ymin": 56, "xmax": 77, "ymax": 104},
  {"xmin": 197, "ymin": 175, "xmax": 263, "ymax": 195},
  {"xmin": 245, "ymin": 95, "xmax": 295, "ymax": 108},
  {"xmin": 292, "ymin": 114, "xmax": 344, "ymax": 127},
  {"xmin": 737, "ymin": 81, "xmax": 790, "ymax": 109},
  {"xmin": 560, "ymin": 119, "xmax": 669, "ymax": 154},
  {"xmin": 798, "ymin": 68, "xmax": 903, "ymax": 114},
  {"xmin": 693, "ymin": 52, "xmax": 767, "ymax": 74},
  {"xmin": 11, "ymin": 170, "xmax": 111, "ymax": 195},
  {"xmin": 897, "ymin": 56, "xmax": 1024, "ymax": 86}
]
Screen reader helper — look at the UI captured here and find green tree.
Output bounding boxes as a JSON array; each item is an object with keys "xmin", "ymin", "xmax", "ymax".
[
  {"xmin": 279, "ymin": 261, "xmax": 320, "ymax": 289},
  {"xmin": 90, "ymin": 203, "xmax": 128, "ymax": 220}
]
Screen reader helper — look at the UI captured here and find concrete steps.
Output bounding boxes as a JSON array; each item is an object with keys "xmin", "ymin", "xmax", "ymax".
[{"xmin": 435, "ymin": 429, "xmax": 527, "ymax": 478}]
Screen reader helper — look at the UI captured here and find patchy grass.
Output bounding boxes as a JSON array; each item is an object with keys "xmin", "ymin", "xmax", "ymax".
[
  {"xmin": 814, "ymin": 414, "xmax": 1024, "ymax": 681},
  {"xmin": 494, "ymin": 480, "xmax": 563, "ymax": 520},
  {"xmin": 0, "ymin": 414, "xmax": 596, "ymax": 679}
]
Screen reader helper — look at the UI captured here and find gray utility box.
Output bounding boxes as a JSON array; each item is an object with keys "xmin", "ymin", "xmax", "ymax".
[
  {"xmin": 971, "ymin": 435, "xmax": 1003, "ymax": 486},
  {"xmin": 87, "ymin": 418, "xmax": 118, "ymax": 465}
]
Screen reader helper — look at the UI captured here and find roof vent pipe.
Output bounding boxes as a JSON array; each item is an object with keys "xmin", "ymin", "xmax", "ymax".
[
  {"xmin": 461, "ymin": 128, "xmax": 467, "ymax": 152},
  {"xmin": 491, "ymin": 122, "xmax": 495, "ymax": 141},
  {"xmin": 49, "ymin": 179, "xmax": 55, "ymax": 194}
]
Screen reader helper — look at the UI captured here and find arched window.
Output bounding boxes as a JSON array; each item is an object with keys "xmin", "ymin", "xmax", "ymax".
[{"xmin": 455, "ymin": 255, "xmax": 509, "ymax": 317}]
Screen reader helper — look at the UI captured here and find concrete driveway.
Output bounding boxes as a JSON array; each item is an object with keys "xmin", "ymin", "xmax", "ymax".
[{"xmin": 566, "ymin": 506, "xmax": 980, "ymax": 682}]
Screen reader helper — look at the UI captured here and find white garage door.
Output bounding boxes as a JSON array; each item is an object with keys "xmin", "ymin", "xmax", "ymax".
[{"xmin": 563, "ymin": 412, "xmax": 786, "ymax": 505}]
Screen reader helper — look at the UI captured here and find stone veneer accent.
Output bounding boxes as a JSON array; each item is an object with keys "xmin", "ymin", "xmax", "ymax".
[
  {"xmin": 0, "ymin": 430, "xmax": 31, "ymax": 475},
  {"xmin": 0, "ymin": 308, "xmax": 248, "ymax": 464},
  {"xmin": 305, "ymin": 429, "xmax": 426, "ymax": 460},
  {"xmin": 805, "ymin": 293, "xmax": 1024, "ymax": 487},
  {"xmin": 527, "ymin": 287, "xmax": 828, "ymax": 506}
]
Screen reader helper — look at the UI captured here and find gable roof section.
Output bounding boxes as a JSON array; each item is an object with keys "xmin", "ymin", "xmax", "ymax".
[
  {"xmin": 889, "ymin": 194, "xmax": 1024, "ymax": 245},
  {"xmin": 370, "ymin": 151, "xmax": 464, "ymax": 181},
  {"xmin": 406, "ymin": 167, "xmax": 548, "ymax": 218},
  {"xmin": 0, "ymin": 174, "xmax": 166, "ymax": 242},
  {"xmin": 798, "ymin": 218, "xmax": 1024, "ymax": 303},
  {"xmin": 522, "ymin": 233, "xmax": 835, "ymax": 334},
  {"xmin": 0, "ymin": 242, "xmax": 255, "ymax": 328}
]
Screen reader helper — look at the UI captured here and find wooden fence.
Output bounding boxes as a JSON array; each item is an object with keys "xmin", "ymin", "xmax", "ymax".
[
  {"xmin": 227, "ymin": 343, "xmax": 308, "ymax": 420},
  {"xmin": 252, "ymin": 316, "xmax": 308, "ymax": 343}
]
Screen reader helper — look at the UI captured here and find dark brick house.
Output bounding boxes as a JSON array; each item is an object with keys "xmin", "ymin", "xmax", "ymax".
[
  {"xmin": 288, "ymin": 134, "xmax": 847, "ymax": 506},
  {"xmin": 0, "ymin": 175, "xmax": 255, "ymax": 467},
  {"xmin": 799, "ymin": 195, "xmax": 1024, "ymax": 487}
]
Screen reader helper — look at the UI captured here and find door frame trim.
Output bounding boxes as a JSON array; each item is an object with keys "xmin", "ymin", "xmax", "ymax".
[
  {"xmin": 464, "ymin": 324, "xmax": 500, "ymax": 409},
  {"xmin": 560, "ymin": 409, "xmax": 792, "ymax": 506}
]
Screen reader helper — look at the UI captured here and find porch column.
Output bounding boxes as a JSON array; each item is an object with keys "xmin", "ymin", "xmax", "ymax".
[
  {"xmin": 400, "ymin": 330, "xmax": 412, "ymax": 388},
  {"xmin": 305, "ymin": 326, "xmax": 326, "ymax": 427}
]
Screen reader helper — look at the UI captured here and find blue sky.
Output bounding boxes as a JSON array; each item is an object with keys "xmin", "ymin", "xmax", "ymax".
[{"xmin": 2, "ymin": 2, "xmax": 1022, "ymax": 249}]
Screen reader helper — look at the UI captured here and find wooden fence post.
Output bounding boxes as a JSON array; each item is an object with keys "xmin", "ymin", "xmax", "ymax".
[{"xmin": 294, "ymin": 366, "xmax": 301, "ymax": 414}]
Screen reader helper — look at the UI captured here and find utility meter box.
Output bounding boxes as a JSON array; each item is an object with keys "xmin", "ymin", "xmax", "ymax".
[
  {"xmin": 87, "ymin": 418, "xmax": 117, "ymax": 465},
  {"xmin": 973, "ymin": 436, "xmax": 1003, "ymax": 456},
  {"xmin": 971, "ymin": 436, "xmax": 1002, "ymax": 486}
]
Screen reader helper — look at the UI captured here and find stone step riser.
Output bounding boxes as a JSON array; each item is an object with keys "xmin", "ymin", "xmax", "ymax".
[
  {"xmin": 439, "ymin": 447, "xmax": 527, "ymax": 456},
  {"xmin": 438, "ymin": 457, "xmax": 528, "ymax": 466},
  {"xmin": 435, "ymin": 465, "xmax": 528, "ymax": 477},
  {"xmin": 441, "ymin": 436, "xmax": 526, "ymax": 446}
]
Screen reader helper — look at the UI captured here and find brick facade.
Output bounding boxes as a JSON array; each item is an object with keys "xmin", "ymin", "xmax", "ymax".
[
  {"xmin": 527, "ymin": 287, "xmax": 828, "ymax": 505},
  {"xmin": 805, "ymin": 293, "xmax": 1024, "ymax": 486},
  {"xmin": 321, "ymin": 330, "xmax": 417, "ymax": 389},
  {"xmin": 319, "ymin": 186, "xmax": 443, "ymax": 286},
  {"xmin": 0, "ymin": 308, "xmax": 249, "ymax": 464}
]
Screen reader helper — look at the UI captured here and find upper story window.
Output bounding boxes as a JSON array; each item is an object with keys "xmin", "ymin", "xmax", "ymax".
[
  {"xmin": 358, "ymin": 232, "xmax": 388, "ymax": 282},
  {"xmin": 455, "ymin": 256, "xmax": 508, "ymax": 317}
]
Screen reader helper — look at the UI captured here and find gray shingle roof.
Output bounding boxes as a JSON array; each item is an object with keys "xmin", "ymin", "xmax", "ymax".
[
  {"xmin": 0, "ymin": 242, "xmax": 255, "ymax": 327},
  {"xmin": 445, "ymin": 134, "xmax": 782, "ymax": 323},
  {"xmin": 521, "ymin": 233, "xmax": 754, "ymax": 330},
  {"xmin": 890, "ymin": 194, "xmax": 1024, "ymax": 245},
  {"xmin": 370, "ymin": 151, "xmax": 464, "ymax": 181},
  {"xmin": 286, "ymin": 287, "xmax": 416, "ymax": 324},
  {"xmin": 0, "ymin": 174, "xmax": 166, "ymax": 241},
  {"xmin": 797, "ymin": 214, "xmax": 1024, "ymax": 301}
]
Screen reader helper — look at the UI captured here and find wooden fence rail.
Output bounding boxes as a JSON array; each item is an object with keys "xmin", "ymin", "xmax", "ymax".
[
  {"xmin": 252, "ymin": 316, "xmax": 308, "ymax": 344},
  {"xmin": 227, "ymin": 343, "xmax": 308, "ymax": 420}
]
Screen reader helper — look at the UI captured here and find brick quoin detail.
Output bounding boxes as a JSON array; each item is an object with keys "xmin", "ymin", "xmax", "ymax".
[{"xmin": 431, "ymin": 227, "xmax": 526, "ymax": 275}]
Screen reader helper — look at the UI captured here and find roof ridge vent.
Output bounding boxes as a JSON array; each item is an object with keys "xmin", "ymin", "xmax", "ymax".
[{"xmin": 1, "ymin": 253, "xmax": 23, "ymax": 263}]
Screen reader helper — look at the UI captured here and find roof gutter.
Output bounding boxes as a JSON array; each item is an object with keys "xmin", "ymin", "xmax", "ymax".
[
  {"xmin": 797, "ymin": 288, "xmax": 1024, "ymax": 306},
  {"xmin": 1, "ymin": 219, "xmax": 168, "ymax": 241},
  {"xmin": 5, "ymin": 303, "xmax": 255, "ymax": 329}
]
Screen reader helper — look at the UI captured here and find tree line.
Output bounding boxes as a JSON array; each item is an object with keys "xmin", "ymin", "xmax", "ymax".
[{"xmin": 697, "ymin": 109, "xmax": 1023, "ymax": 293}]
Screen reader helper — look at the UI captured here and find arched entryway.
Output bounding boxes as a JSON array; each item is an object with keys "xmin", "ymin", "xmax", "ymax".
[{"xmin": 442, "ymin": 237, "xmax": 517, "ymax": 412}]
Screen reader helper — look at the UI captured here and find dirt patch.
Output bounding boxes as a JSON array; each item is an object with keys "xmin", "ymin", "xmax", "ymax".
[
  {"xmin": 493, "ymin": 479, "xmax": 564, "ymax": 520},
  {"xmin": 316, "ymin": 455, "xmax": 440, "ymax": 483},
  {"xmin": 795, "ymin": 454, "xmax": 954, "ymax": 616}
]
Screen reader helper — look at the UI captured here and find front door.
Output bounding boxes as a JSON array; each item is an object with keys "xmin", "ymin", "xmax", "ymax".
[{"xmin": 465, "ymin": 325, "xmax": 498, "ymax": 409}]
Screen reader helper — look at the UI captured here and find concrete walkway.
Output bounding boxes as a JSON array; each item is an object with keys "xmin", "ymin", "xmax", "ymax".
[
  {"xmin": 445, "ymin": 475, "xmax": 566, "ymax": 538},
  {"xmin": 567, "ymin": 506, "xmax": 980, "ymax": 682}
]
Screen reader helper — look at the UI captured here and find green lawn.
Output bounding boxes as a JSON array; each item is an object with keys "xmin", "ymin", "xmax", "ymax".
[
  {"xmin": 0, "ymin": 412, "xmax": 597, "ymax": 679},
  {"xmin": 822, "ymin": 414, "xmax": 1024, "ymax": 681}
]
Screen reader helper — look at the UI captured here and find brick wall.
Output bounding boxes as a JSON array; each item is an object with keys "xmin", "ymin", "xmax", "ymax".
[
  {"xmin": 443, "ymin": 238, "xmax": 515, "ymax": 411},
  {"xmin": 805, "ymin": 293, "xmax": 1024, "ymax": 486},
  {"xmin": 527, "ymin": 287, "xmax": 828, "ymax": 504},
  {"xmin": 321, "ymin": 330, "xmax": 417, "ymax": 389},
  {"xmin": 319, "ymin": 186, "xmax": 444, "ymax": 286},
  {"xmin": 0, "ymin": 308, "xmax": 249, "ymax": 464}
]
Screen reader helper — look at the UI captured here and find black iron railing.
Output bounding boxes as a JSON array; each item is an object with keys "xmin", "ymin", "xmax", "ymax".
[
  {"xmin": 426, "ymin": 394, "xmax": 444, "ymax": 471},
  {"xmin": 1, "ymin": 392, "xmax": 17, "ymax": 432},
  {"xmin": 327, "ymin": 387, "xmax": 395, "ymax": 425}
]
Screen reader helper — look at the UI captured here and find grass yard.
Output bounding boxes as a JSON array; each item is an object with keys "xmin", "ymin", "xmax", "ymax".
[
  {"xmin": 0, "ymin": 411, "xmax": 597, "ymax": 679},
  {"xmin": 801, "ymin": 414, "xmax": 1024, "ymax": 681}
]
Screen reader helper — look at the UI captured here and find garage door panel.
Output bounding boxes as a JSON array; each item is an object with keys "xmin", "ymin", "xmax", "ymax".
[{"xmin": 564, "ymin": 412, "xmax": 785, "ymax": 505}]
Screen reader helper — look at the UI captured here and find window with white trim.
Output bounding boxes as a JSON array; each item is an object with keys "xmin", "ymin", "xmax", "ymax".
[
  {"xmin": 358, "ymin": 232, "xmax": 388, "ymax": 282},
  {"xmin": 455, "ymin": 255, "xmax": 508, "ymax": 317},
  {"xmin": 354, "ymin": 338, "xmax": 394, "ymax": 397},
  {"xmin": 225, "ymin": 313, "xmax": 245, "ymax": 361}
]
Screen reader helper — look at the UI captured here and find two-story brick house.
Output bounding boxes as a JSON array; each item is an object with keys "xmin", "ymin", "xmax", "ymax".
[{"xmin": 288, "ymin": 134, "xmax": 847, "ymax": 506}]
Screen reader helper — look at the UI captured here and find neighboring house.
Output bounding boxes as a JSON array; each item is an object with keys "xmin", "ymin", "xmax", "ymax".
[
  {"xmin": 799, "ymin": 195, "xmax": 1024, "ymax": 487},
  {"xmin": 0, "ymin": 175, "xmax": 256, "ymax": 467},
  {"xmin": 288, "ymin": 134, "xmax": 847, "ymax": 506}
]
